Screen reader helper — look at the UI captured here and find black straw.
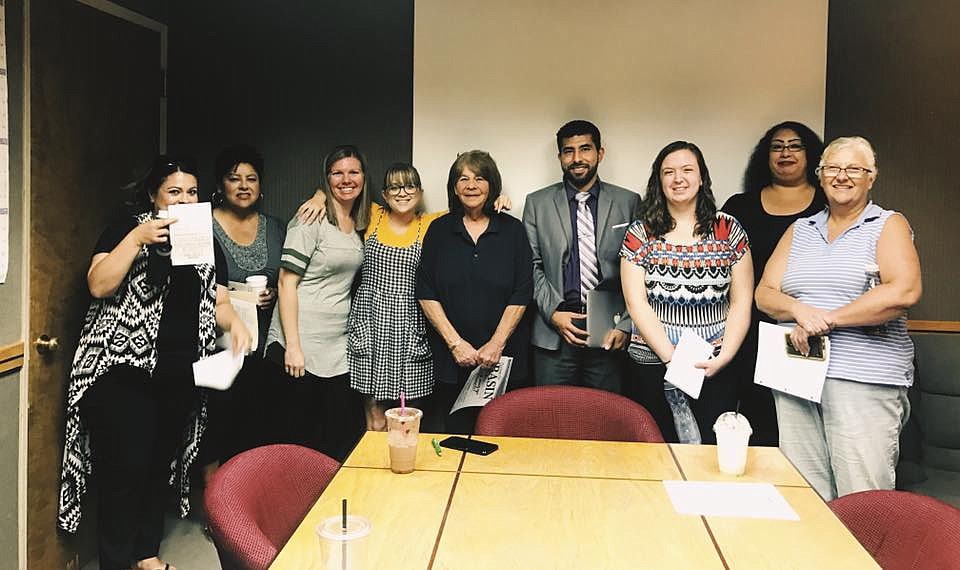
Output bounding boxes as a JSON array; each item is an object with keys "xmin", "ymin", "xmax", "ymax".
[{"xmin": 341, "ymin": 498, "xmax": 347, "ymax": 531}]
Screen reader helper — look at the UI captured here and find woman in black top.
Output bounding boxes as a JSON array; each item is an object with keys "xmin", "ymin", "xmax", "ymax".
[
  {"xmin": 721, "ymin": 121, "xmax": 825, "ymax": 445},
  {"xmin": 416, "ymin": 150, "xmax": 533, "ymax": 434},
  {"xmin": 58, "ymin": 155, "xmax": 250, "ymax": 570}
]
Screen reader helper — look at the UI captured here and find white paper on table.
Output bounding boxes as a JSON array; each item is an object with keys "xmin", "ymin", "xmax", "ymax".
[
  {"xmin": 450, "ymin": 356, "xmax": 513, "ymax": 414},
  {"xmin": 193, "ymin": 350, "xmax": 245, "ymax": 391},
  {"xmin": 167, "ymin": 202, "xmax": 215, "ymax": 266},
  {"xmin": 215, "ymin": 289, "xmax": 259, "ymax": 353},
  {"xmin": 663, "ymin": 480, "xmax": 799, "ymax": 520},
  {"xmin": 663, "ymin": 328, "xmax": 714, "ymax": 400},
  {"xmin": 755, "ymin": 322, "xmax": 829, "ymax": 403}
]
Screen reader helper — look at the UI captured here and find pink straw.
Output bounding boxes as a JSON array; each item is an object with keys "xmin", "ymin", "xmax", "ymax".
[{"xmin": 400, "ymin": 392, "xmax": 406, "ymax": 416}]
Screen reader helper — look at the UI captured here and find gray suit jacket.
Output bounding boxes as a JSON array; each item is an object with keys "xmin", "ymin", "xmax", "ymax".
[{"xmin": 523, "ymin": 181, "xmax": 640, "ymax": 350}]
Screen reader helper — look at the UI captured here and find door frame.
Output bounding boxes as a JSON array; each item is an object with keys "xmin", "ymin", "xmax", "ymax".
[{"xmin": 19, "ymin": 1, "xmax": 167, "ymax": 567}]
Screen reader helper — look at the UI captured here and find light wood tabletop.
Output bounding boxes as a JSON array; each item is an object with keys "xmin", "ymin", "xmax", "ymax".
[
  {"xmin": 707, "ymin": 486, "xmax": 880, "ymax": 569},
  {"xmin": 433, "ymin": 472, "xmax": 724, "ymax": 570},
  {"xmin": 669, "ymin": 444, "xmax": 809, "ymax": 487},
  {"xmin": 269, "ymin": 467, "xmax": 456, "ymax": 570},
  {"xmin": 342, "ymin": 431, "xmax": 464, "ymax": 472},
  {"xmin": 459, "ymin": 435, "xmax": 681, "ymax": 480},
  {"xmin": 272, "ymin": 437, "xmax": 879, "ymax": 569}
]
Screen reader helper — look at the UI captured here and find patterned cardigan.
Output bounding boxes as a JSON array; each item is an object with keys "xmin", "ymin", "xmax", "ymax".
[{"xmin": 57, "ymin": 212, "xmax": 219, "ymax": 533}]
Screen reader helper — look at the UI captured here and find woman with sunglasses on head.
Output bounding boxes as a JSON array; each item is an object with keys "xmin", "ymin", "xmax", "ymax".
[
  {"xmin": 57, "ymin": 155, "xmax": 250, "ymax": 570},
  {"xmin": 756, "ymin": 136, "xmax": 921, "ymax": 500},
  {"xmin": 721, "ymin": 121, "xmax": 826, "ymax": 445}
]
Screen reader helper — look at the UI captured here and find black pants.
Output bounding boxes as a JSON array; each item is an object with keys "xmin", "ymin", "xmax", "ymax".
[
  {"xmin": 624, "ymin": 360, "xmax": 738, "ymax": 444},
  {"xmin": 79, "ymin": 355, "xmax": 198, "ymax": 570},
  {"xmin": 730, "ymin": 326, "xmax": 779, "ymax": 446},
  {"xmin": 532, "ymin": 343, "xmax": 627, "ymax": 393},
  {"xmin": 262, "ymin": 347, "xmax": 365, "ymax": 462},
  {"xmin": 423, "ymin": 366, "xmax": 529, "ymax": 435},
  {"xmin": 203, "ymin": 353, "xmax": 287, "ymax": 463}
]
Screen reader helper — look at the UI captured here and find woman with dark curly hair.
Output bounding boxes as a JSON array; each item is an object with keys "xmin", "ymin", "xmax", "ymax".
[
  {"xmin": 721, "ymin": 121, "xmax": 825, "ymax": 445},
  {"xmin": 620, "ymin": 141, "xmax": 753, "ymax": 443}
]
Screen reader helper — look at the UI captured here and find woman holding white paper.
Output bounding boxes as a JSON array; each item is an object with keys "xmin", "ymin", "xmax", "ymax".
[
  {"xmin": 58, "ymin": 155, "xmax": 250, "ymax": 570},
  {"xmin": 756, "ymin": 136, "xmax": 921, "ymax": 500},
  {"xmin": 620, "ymin": 141, "xmax": 753, "ymax": 444}
]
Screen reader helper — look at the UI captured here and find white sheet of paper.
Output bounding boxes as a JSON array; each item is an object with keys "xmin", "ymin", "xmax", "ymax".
[
  {"xmin": 450, "ymin": 356, "xmax": 513, "ymax": 414},
  {"xmin": 193, "ymin": 350, "xmax": 245, "ymax": 391},
  {"xmin": 663, "ymin": 480, "xmax": 799, "ymax": 520},
  {"xmin": 755, "ymin": 322, "xmax": 829, "ymax": 403},
  {"xmin": 167, "ymin": 202, "xmax": 215, "ymax": 266},
  {"xmin": 663, "ymin": 328, "xmax": 714, "ymax": 400},
  {"xmin": 215, "ymin": 290, "xmax": 259, "ymax": 353}
]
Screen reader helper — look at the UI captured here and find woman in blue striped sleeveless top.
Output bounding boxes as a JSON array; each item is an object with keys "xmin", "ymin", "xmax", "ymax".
[{"xmin": 756, "ymin": 136, "xmax": 922, "ymax": 501}]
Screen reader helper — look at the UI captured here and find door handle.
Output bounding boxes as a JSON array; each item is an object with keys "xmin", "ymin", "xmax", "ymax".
[{"xmin": 34, "ymin": 335, "xmax": 60, "ymax": 354}]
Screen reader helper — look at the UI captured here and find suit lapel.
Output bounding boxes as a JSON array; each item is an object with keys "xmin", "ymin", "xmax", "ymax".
[
  {"xmin": 551, "ymin": 184, "xmax": 572, "ymax": 245},
  {"xmin": 596, "ymin": 183, "xmax": 613, "ymax": 247}
]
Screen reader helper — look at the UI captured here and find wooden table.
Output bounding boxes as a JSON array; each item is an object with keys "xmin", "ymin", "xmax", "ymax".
[{"xmin": 271, "ymin": 433, "xmax": 879, "ymax": 569}]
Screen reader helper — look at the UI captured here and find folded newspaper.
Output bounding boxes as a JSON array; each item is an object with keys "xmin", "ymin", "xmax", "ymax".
[{"xmin": 450, "ymin": 356, "xmax": 513, "ymax": 414}]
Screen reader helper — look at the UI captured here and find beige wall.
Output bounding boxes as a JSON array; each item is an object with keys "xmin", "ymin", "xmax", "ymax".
[{"xmin": 413, "ymin": 0, "xmax": 827, "ymax": 213}]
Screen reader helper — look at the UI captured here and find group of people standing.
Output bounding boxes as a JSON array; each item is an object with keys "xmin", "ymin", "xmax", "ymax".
[{"xmin": 56, "ymin": 120, "xmax": 922, "ymax": 570}]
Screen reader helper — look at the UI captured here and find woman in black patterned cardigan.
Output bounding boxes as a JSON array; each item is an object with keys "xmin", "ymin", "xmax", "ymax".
[{"xmin": 57, "ymin": 155, "xmax": 250, "ymax": 570}]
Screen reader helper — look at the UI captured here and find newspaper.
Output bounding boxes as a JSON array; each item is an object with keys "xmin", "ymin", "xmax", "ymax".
[{"xmin": 450, "ymin": 356, "xmax": 513, "ymax": 414}]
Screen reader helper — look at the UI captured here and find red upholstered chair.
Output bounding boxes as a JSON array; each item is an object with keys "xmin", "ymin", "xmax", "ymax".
[
  {"xmin": 204, "ymin": 444, "xmax": 341, "ymax": 570},
  {"xmin": 475, "ymin": 385, "xmax": 664, "ymax": 442},
  {"xmin": 829, "ymin": 490, "xmax": 960, "ymax": 570}
]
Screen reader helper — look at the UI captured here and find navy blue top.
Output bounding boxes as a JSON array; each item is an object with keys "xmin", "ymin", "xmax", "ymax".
[{"xmin": 416, "ymin": 212, "xmax": 533, "ymax": 384}]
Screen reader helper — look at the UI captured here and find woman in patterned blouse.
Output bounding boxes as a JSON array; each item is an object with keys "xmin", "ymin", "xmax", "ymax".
[{"xmin": 620, "ymin": 141, "xmax": 753, "ymax": 443}]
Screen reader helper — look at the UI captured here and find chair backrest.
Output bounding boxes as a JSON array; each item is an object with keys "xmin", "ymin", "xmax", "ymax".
[
  {"xmin": 475, "ymin": 385, "xmax": 664, "ymax": 442},
  {"xmin": 204, "ymin": 444, "xmax": 341, "ymax": 570},
  {"xmin": 829, "ymin": 489, "xmax": 960, "ymax": 570}
]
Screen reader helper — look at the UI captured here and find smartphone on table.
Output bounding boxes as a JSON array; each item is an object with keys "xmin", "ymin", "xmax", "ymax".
[{"xmin": 439, "ymin": 436, "xmax": 499, "ymax": 456}]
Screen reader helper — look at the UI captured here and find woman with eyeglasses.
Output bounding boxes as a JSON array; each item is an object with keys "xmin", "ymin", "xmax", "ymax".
[
  {"xmin": 756, "ymin": 136, "xmax": 921, "ymax": 500},
  {"xmin": 720, "ymin": 121, "xmax": 826, "ymax": 445},
  {"xmin": 343, "ymin": 164, "xmax": 446, "ymax": 428},
  {"xmin": 58, "ymin": 155, "xmax": 251, "ymax": 570}
]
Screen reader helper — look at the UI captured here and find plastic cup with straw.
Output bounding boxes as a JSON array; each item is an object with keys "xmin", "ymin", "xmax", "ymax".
[{"xmin": 316, "ymin": 498, "xmax": 371, "ymax": 569}]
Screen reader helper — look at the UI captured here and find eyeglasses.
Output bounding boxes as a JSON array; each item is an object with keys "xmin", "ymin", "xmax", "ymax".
[
  {"xmin": 385, "ymin": 184, "xmax": 420, "ymax": 196},
  {"xmin": 769, "ymin": 143, "xmax": 805, "ymax": 153},
  {"xmin": 816, "ymin": 165, "xmax": 873, "ymax": 180}
]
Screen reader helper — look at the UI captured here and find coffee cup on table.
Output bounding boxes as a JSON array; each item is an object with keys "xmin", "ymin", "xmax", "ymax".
[
  {"xmin": 713, "ymin": 412, "xmax": 752, "ymax": 476},
  {"xmin": 316, "ymin": 514, "xmax": 371, "ymax": 570},
  {"xmin": 245, "ymin": 274, "xmax": 268, "ymax": 297},
  {"xmin": 384, "ymin": 407, "xmax": 422, "ymax": 474}
]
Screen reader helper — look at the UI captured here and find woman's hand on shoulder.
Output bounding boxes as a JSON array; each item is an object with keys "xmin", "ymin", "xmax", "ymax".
[
  {"xmin": 296, "ymin": 190, "xmax": 327, "ymax": 224},
  {"xmin": 493, "ymin": 194, "xmax": 512, "ymax": 213}
]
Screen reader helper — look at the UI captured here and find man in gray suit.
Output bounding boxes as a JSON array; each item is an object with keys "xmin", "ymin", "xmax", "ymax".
[{"xmin": 523, "ymin": 120, "xmax": 639, "ymax": 391}]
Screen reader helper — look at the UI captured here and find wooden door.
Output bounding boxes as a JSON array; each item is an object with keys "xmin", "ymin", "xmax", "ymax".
[{"xmin": 28, "ymin": 1, "xmax": 163, "ymax": 567}]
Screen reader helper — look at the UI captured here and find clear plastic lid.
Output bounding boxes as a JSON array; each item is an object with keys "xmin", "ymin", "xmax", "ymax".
[
  {"xmin": 316, "ymin": 515, "xmax": 372, "ymax": 541},
  {"xmin": 713, "ymin": 411, "xmax": 753, "ymax": 434}
]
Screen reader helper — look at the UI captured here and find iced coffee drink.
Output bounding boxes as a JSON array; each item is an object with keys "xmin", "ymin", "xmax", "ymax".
[
  {"xmin": 385, "ymin": 407, "xmax": 422, "ymax": 474},
  {"xmin": 713, "ymin": 412, "xmax": 753, "ymax": 476}
]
